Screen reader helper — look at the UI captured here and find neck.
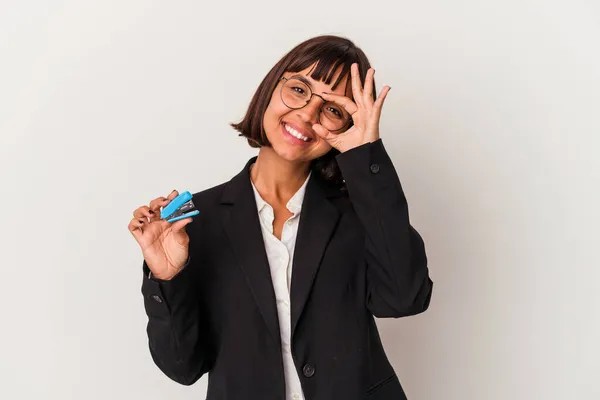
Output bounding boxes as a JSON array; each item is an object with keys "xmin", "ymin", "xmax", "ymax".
[{"xmin": 250, "ymin": 146, "xmax": 311, "ymax": 204}]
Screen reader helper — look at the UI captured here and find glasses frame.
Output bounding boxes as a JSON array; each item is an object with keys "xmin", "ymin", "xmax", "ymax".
[{"xmin": 279, "ymin": 76, "xmax": 352, "ymax": 133}]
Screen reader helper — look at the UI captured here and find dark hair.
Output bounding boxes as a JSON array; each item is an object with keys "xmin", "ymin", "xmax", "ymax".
[{"xmin": 230, "ymin": 35, "xmax": 376, "ymax": 190}]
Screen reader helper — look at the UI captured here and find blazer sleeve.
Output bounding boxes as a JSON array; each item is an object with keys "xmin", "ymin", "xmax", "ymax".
[
  {"xmin": 335, "ymin": 138, "xmax": 433, "ymax": 318},
  {"xmin": 141, "ymin": 255, "xmax": 214, "ymax": 385}
]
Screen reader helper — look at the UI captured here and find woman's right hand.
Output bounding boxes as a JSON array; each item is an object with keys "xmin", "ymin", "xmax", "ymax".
[{"xmin": 128, "ymin": 189, "xmax": 194, "ymax": 280}]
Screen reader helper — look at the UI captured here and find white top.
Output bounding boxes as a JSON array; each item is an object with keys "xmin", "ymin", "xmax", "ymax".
[{"xmin": 249, "ymin": 163, "xmax": 312, "ymax": 400}]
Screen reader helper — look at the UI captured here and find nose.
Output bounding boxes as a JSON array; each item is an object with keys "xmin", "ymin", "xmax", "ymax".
[{"xmin": 294, "ymin": 95, "xmax": 324, "ymax": 125}]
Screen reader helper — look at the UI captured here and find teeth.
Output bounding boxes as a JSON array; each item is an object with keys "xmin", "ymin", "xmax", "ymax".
[{"xmin": 285, "ymin": 124, "xmax": 310, "ymax": 142}]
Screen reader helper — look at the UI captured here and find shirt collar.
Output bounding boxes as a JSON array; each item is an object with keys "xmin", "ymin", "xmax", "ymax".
[{"xmin": 249, "ymin": 163, "xmax": 312, "ymax": 215}]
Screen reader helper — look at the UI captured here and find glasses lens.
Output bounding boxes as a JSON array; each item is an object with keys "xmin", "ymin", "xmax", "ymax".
[
  {"xmin": 321, "ymin": 101, "xmax": 350, "ymax": 131},
  {"xmin": 281, "ymin": 78, "xmax": 311, "ymax": 109},
  {"xmin": 281, "ymin": 77, "xmax": 351, "ymax": 131}
]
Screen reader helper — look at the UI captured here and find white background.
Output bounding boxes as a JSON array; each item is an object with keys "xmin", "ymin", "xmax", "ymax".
[{"xmin": 1, "ymin": 1, "xmax": 599, "ymax": 399}]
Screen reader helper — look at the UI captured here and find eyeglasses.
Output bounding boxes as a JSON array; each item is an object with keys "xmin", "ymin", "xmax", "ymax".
[{"xmin": 279, "ymin": 76, "xmax": 352, "ymax": 132}]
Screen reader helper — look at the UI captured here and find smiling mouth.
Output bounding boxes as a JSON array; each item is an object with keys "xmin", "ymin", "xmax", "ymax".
[{"xmin": 282, "ymin": 122, "xmax": 314, "ymax": 142}]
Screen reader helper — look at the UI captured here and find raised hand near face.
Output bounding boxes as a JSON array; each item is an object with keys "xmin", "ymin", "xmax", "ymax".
[{"xmin": 312, "ymin": 63, "xmax": 391, "ymax": 153}]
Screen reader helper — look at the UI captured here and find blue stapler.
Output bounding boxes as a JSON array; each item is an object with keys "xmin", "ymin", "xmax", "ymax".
[{"xmin": 160, "ymin": 191, "xmax": 200, "ymax": 223}]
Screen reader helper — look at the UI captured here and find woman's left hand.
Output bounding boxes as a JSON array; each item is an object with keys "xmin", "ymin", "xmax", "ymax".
[{"xmin": 312, "ymin": 63, "xmax": 391, "ymax": 153}]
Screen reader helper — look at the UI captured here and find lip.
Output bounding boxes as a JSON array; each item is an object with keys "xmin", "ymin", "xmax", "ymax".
[{"xmin": 281, "ymin": 121, "xmax": 315, "ymax": 145}]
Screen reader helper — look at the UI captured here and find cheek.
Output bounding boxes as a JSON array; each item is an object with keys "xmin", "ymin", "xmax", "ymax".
[
  {"xmin": 263, "ymin": 106, "xmax": 284, "ymax": 143},
  {"xmin": 264, "ymin": 94, "xmax": 289, "ymax": 125}
]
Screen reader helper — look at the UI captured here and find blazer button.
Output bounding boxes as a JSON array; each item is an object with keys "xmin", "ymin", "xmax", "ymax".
[
  {"xmin": 302, "ymin": 363, "xmax": 315, "ymax": 378},
  {"xmin": 370, "ymin": 163, "xmax": 380, "ymax": 174}
]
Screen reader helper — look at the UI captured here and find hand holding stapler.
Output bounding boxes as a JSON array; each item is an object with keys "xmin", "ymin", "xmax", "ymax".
[{"xmin": 160, "ymin": 191, "xmax": 200, "ymax": 223}]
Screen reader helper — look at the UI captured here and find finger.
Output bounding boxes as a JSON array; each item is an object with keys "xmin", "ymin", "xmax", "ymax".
[
  {"xmin": 312, "ymin": 123, "xmax": 338, "ymax": 144},
  {"xmin": 158, "ymin": 197, "xmax": 172, "ymax": 209},
  {"xmin": 171, "ymin": 217, "xmax": 193, "ymax": 233},
  {"xmin": 155, "ymin": 190, "xmax": 180, "ymax": 220},
  {"xmin": 128, "ymin": 217, "xmax": 146, "ymax": 240},
  {"xmin": 133, "ymin": 205, "xmax": 154, "ymax": 220},
  {"xmin": 363, "ymin": 68, "xmax": 375, "ymax": 105},
  {"xmin": 149, "ymin": 196, "xmax": 168, "ymax": 222},
  {"xmin": 149, "ymin": 196, "xmax": 168, "ymax": 211},
  {"xmin": 320, "ymin": 92, "xmax": 359, "ymax": 116},
  {"xmin": 129, "ymin": 227, "xmax": 143, "ymax": 242},
  {"xmin": 351, "ymin": 63, "xmax": 364, "ymax": 106},
  {"xmin": 373, "ymin": 85, "xmax": 391, "ymax": 117},
  {"xmin": 167, "ymin": 189, "xmax": 179, "ymax": 200}
]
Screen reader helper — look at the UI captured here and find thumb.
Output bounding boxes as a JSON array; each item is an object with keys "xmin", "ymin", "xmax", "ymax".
[
  {"xmin": 171, "ymin": 217, "xmax": 193, "ymax": 233},
  {"xmin": 312, "ymin": 124, "xmax": 335, "ymax": 143}
]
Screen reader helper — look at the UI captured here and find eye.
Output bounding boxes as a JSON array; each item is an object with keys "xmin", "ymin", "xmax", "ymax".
[
  {"xmin": 291, "ymin": 86, "xmax": 306, "ymax": 95},
  {"xmin": 326, "ymin": 106, "xmax": 342, "ymax": 117}
]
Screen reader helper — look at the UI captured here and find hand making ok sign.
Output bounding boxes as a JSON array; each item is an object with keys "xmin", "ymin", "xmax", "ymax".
[{"xmin": 312, "ymin": 63, "xmax": 391, "ymax": 153}]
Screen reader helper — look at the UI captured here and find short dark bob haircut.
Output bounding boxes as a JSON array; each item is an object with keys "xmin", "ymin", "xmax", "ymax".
[{"xmin": 230, "ymin": 35, "xmax": 377, "ymax": 190}]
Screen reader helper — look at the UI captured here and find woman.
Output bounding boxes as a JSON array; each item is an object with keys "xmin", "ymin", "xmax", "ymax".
[{"xmin": 128, "ymin": 35, "xmax": 433, "ymax": 400}]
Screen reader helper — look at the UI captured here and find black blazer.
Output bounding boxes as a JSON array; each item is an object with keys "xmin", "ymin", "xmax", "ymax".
[{"xmin": 141, "ymin": 139, "xmax": 433, "ymax": 400}]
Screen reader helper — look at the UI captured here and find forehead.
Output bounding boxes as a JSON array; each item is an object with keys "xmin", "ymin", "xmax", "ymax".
[{"xmin": 284, "ymin": 61, "xmax": 350, "ymax": 93}]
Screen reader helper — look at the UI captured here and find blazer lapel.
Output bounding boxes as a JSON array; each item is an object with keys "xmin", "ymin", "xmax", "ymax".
[
  {"xmin": 219, "ymin": 156, "xmax": 343, "ymax": 343},
  {"xmin": 290, "ymin": 172, "xmax": 342, "ymax": 337},
  {"xmin": 220, "ymin": 156, "xmax": 281, "ymax": 342}
]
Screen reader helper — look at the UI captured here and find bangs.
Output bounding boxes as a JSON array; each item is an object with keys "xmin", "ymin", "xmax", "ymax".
[{"xmin": 286, "ymin": 46, "xmax": 360, "ymax": 91}]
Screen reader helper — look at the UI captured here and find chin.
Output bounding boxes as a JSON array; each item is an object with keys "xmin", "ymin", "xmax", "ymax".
[
  {"xmin": 271, "ymin": 143, "xmax": 310, "ymax": 163},
  {"xmin": 274, "ymin": 137, "xmax": 325, "ymax": 162}
]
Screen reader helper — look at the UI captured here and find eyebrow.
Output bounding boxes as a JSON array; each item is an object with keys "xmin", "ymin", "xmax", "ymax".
[{"xmin": 289, "ymin": 74, "xmax": 315, "ymax": 90}]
